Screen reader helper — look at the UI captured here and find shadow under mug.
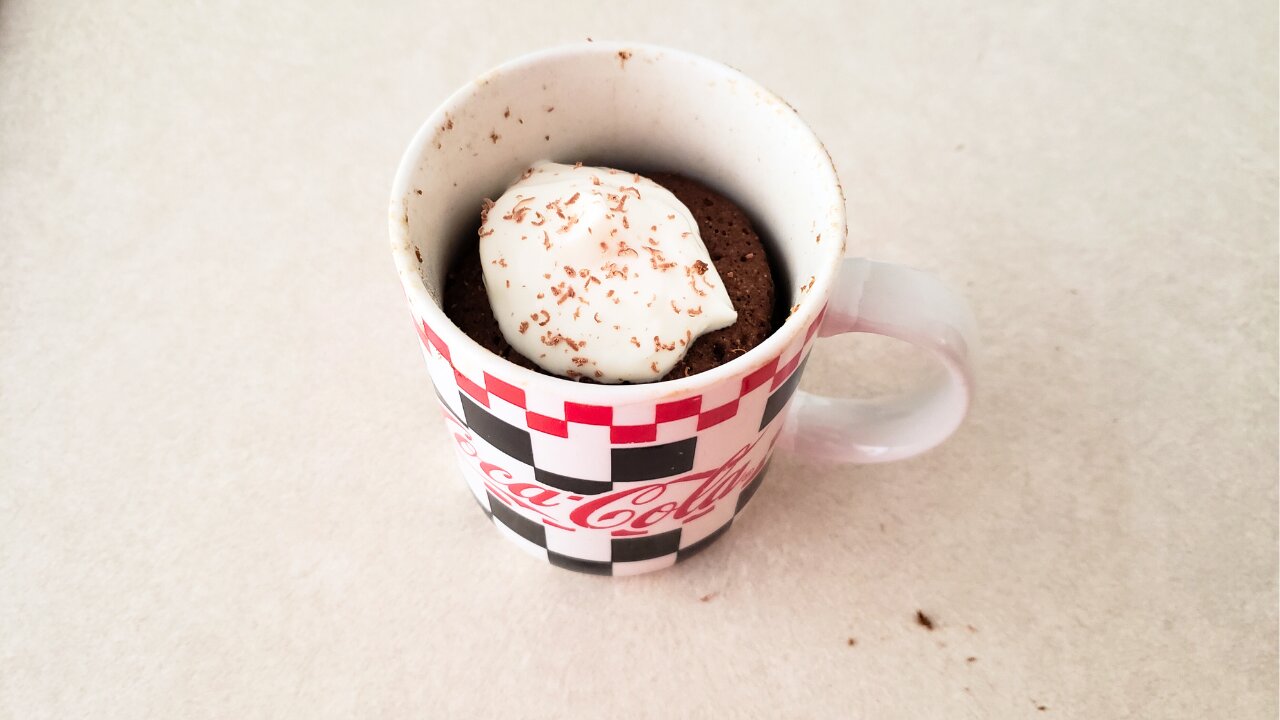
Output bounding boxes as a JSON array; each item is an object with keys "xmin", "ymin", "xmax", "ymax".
[{"xmin": 389, "ymin": 42, "xmax": 976, "ymax": 576}]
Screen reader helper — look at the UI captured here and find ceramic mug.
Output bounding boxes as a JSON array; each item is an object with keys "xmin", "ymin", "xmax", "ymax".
[{"xmin": 388, "ymin": 42, "xmax": 975, "ymax": 576}]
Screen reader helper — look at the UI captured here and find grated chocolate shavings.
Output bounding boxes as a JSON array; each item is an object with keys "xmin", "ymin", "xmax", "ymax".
[{"xmin": 653, "ymin": 335, "xmax": 676, "ymax": 352}]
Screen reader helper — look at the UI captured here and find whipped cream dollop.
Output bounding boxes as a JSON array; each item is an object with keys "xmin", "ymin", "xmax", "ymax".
[{"xmin": 478, "ymin": 161, "xmax": 737, "ymax": 383}]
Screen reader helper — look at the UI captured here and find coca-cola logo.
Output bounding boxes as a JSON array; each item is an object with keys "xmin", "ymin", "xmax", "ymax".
[{"xmin": 442, "ymin": 411, "xmax": 769, "ymax": 536}]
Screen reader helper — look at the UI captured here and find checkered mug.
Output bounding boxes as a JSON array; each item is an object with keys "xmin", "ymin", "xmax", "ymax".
[{"xmin": 388, "ymin": 43, "xmax": 976, "ymax": 575}]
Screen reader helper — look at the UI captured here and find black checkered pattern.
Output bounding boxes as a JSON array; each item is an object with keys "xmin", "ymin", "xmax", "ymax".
[
  {"xmin": 443, "ymin": 377, "xmax": 792, "ymax": 575},
  {"xmin": 456, "ymin": 390, "xmax": 702, "ymax": 497},
  {"xmin": 471, "ymin": 464, "xmax": 772, "ymax": 576},
  {"xmin": 418, "ymin": 294, "xmax": 822, "ymax": 575}
]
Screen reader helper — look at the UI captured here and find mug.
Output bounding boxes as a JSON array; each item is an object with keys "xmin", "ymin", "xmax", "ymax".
[{"xmin": 388, "ymin": 42, "xmax": 975, "ymax": 576}]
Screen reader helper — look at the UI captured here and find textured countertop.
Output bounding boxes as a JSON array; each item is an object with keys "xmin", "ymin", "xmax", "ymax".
[{"xmin": 2, "ymin": 2, "xmax": 1276, "ymax": 718}]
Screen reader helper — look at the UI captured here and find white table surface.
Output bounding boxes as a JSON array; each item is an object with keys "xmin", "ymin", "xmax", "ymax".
[{"xmin": 2, "ymin": 1, "xmax": 1276, "ymax": 718}]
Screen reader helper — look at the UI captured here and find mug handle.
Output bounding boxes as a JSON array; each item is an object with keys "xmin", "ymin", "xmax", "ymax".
[{"xmin": 777, "ymin": 258, "xmax": 977, "ymax": 463}]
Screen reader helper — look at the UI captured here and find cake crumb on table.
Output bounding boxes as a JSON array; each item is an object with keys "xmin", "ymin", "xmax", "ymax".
[{"xmin": 915, "ymin": 610, "xmax": 935, "ymax": 630}]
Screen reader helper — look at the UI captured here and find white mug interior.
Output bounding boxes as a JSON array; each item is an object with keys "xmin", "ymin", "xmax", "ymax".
[{"xmin": 390, "ymin": 42, "xmax": 846, "ymax": 399}]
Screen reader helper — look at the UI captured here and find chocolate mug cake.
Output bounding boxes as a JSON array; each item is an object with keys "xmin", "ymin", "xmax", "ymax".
[{"xmin": 445, "ymin": 163, "xmax": 777, "ymax": 382}]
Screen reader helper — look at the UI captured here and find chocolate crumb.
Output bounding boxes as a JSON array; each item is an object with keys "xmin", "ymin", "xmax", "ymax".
[
  {"xmin": 698, "ymin": 592, "xmax": 716, "ymax": 602},
  {"xmin": 489, "ymin": 130, "xmax": 500, "ymax": 144},
  {"xmin": 503, "ymin": 107, "xmax": 510, "ymax": 118},
  {"xmin": 846, "ymin": 638, "xmax": 857, "ymax": 647},
  {"xmin": 414, "ymin": 248, "xmax": 422, "ymax": 263},
  {"xmin": 965, "ymin": 656, "xmax": 977, "ymax": 663},
  {"xmin": 544, "ymin": 135, "xmax": 550, "ymax": 141},
  {"xmin": 618, "ymin": 50, "xmax": 632, "ymax": 67},
  {"xmin": 915, "ymin": 611, "xmax": 935, "ymax": 630},
  {"xmin": 414, "ymin": 189, "xmax": 423, "ymax": 195},
  {"xmin": 518, "ymin": 321, "xmax": 529, "ymax": 334}
]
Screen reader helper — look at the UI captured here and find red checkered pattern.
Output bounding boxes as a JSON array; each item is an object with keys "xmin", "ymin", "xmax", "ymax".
[{"xmin": 415, "ymin": 305, "xmax": 826, "ymax": 445}]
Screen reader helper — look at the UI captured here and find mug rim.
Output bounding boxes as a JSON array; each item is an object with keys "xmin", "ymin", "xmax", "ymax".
[{"xmin": 389, "ymin": 41, "xmax": 846, "ymax": 403}]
